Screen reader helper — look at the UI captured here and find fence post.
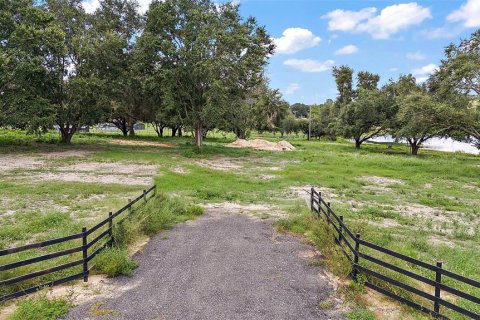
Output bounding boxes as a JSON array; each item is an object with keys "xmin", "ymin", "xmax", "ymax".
[
  {"xmin": 82, "ymin": 227, "xmax": 88, "ymax": 282},
  {"xmin": 310, "ymin": 187, "xmax": 314, "ymax": 212},
  {"xmin": 108, "ymin": 212, "xmax": 113, "ymax": 246},
  {"xmin": 317, "ymin": 192, "xmax": 322, "ymax": 217},
  {"xmin": 327, "ymin": 202, "xmax": 331, "ymax": 225},
  {"xmin": 339, "ymin": 216, "xmax": 344, "ymax": 244},
  {"xmin": 434, "ymin": 261, "xmax": 443, "ymax": 317},
  {"xmin": 353, "ymin": 233, "xmax": 361, "ymax": 281},
  {"xmin": 143, "ymin": 189, "xmax": 147, "ymax": 203}
]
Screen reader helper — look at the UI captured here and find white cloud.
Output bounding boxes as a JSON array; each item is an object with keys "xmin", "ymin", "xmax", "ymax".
[
  {"xmin": 283, "ymin": 59, "xmax": 335, "ymax": 73},
  {"xmin": 335, "ymin": 45, "xmax": 359, "ymax": 55},
  {"xmin": 412, "ymin": 63, "xmax": 438, "ymax": 82},
  {"xmin": 273, "ymin": 28, "xmax": 321, "ymax": 54},
  {"xmin": 82, "ymin": 0, "xmax": 152, "ymax": 14},
  {"xmin": 323, "ymin": 8, "xmax": 377, "ymax": 32},
  {"xmin": 406, "ymin": 51, "xmax": 427, "ymax": 60},
  {"xmin": 285, "ymin": 83, "xmax": 301, "ymax": 95},
  {"xmin": 447, "ymin": 0, "xmax": 480, "ymax": 28},
  {"xmin": 323, "ymin": 3, "xmax": 431, "ymax": 39},
  {"xmin": 421, "ymin": 26, "xmax": 463, "ymax": 39},
  {"xmin": 412, "ymin": 63, "xmax": 438, "ymax": 75}
]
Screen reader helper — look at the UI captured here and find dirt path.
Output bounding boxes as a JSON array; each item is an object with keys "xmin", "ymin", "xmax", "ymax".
[{"xmin": 64, "ymin": 209, "xmax": 342, "ymax": 320}]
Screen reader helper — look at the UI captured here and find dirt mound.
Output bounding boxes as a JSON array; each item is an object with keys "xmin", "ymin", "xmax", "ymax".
[{"xmin": 227, "ymin": 139, "xmax": 295, "ymax": 151}]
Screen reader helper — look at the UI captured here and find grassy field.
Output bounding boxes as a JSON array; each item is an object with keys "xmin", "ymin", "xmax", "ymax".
[{"xmin": 0, "ymin": 129, "xmax": 479, "ymax": 319}]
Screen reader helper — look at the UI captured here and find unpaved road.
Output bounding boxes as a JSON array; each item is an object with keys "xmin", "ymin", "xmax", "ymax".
[{"xmin": 64, "ymin": 209, "xmax": 342, "ymax": 320}]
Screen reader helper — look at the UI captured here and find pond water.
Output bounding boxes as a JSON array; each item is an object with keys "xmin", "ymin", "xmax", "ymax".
[{"xmin": 368, "ymin": 136, "xmax": 479, "ymax": 155}]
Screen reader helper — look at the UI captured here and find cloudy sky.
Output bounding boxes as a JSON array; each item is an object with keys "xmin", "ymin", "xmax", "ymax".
[{"xmin": 82, "ymin": 0, "xmax": 480, "ymax": 104}]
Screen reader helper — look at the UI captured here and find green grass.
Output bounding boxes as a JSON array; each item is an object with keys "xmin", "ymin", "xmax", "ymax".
[
  {"xmin": 94, "ymin": 248, "xmax": 139, "ymax": 277},
  {"xmin": 6, "ymin": 296, "xmax": 71, "ymax": 320},
  {"xmin": 0, "ymin": 128, "xmax": 478, "ymax": 319}
]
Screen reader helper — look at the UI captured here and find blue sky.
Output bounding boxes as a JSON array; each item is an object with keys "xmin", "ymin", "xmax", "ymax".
[{"xmin": 82, "ymin": 0, "xmax": 480, "ymax": 104}]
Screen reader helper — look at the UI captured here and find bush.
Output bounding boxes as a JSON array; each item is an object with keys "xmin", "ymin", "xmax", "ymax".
[
  {"xmin": 7, "ymin": 297, "xmax": 70, "ymax": 320},
  {"xmin": 94, "ymin": 248, "xmax": 138, "ymax": 277}
]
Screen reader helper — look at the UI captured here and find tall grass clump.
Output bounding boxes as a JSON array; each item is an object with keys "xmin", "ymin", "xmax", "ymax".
[{"xmin": 6, "ymin": 296, "xmax": 71, "ymax": 320}]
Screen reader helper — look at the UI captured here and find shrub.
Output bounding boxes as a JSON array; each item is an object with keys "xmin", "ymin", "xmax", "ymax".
[
  {"xmin": 7, "ymin": 297, "xmax": 70, "ymax": 320},
  {"xmin": 94, "ymin": 248, "xmax": 138, "ymax": 277}
]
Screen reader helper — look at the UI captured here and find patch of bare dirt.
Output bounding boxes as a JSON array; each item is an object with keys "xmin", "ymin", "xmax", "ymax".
[
  {"xmin": 424, "ymin": 183, "xmax": 433, "ymax": 189},
  {"xmin": 361, "ymin": 176, "xmax": 403, "ymax": 187},
  {"xmin": 368, "ymin": 218, "xmax": 401, "ymax": 228},
  {"xmin": 171, "ymin": 166, "xmax": 189, "ymax": 174},
  {"xmin": 109, "ymin": 140, "xmax": 174, "ymax": 147},
  {"xmin": 25, "ymin": 172, "xmax": 153, "ymax": 186},
  {"xmin": 41, "ymin": 150, "xmax": 93, "ymax": 158},
  {"xmin": 429, "ymin": 236, "xmax": 456, "ymax": 248},
  {"xmin": 202, "ymin": 202, "xmax": 287, "ymax": 219},
  {"xmin": 360, "ymin": 176, "xmax": 403, "ymax": 194},
  {"xmin": 363, "ymin": 288, "xmax": 414, "ymax": 320},
  {"xmin": 258, "ymin": 174, "xmax": 276, "ymax": 180},
  {"xmin": 58, "ymin": 162, "xmax": 157, "ymax": 176},
  {"xmin": 227, "ymin": 139, "xmax": 295, "ymax": 151},
  {"xmin": 463, "ymin": 183, "xmax": 480, "ymax": 192},
  {"xmin": 394, "ymin": 204, "xmax": 447, "ymax": 221},
  {"xmin": 195, "ymin": 157, "xmax": 243, "ymax": 171},
  {"xmin": 289, "ymin": 186, "xmax": 340, "ymax": 206},
  {"xmin": 0, "ymin": 155, "xmax": 43, "ymax": 172}
]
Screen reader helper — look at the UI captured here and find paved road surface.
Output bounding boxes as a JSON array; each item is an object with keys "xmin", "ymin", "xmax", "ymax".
[{"xmin": 64, "ymin": 209, "xmax": 341, "ymax": 320}]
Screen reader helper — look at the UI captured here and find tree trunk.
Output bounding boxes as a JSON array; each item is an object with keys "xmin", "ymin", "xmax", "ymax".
[
  {"xmin": 355, "ymin": 138, "xmax": 361, "ymax": 149},
  {"xmin": 59, "ymin": 126, "xmax": 75, "ymax": 144},
  {"xmin": 171, "ymin": 127, "xmax": 177, "ymax": 137},
  {"xmin": 411, "ymin": 143, "xmax": 420, "ymax": 155},
  {"xmin": 194, "ymin": 123, "xmax": 203, "ymax": 148},
  {"xmin": 128, "ymin": 119, "xmax": 135, "ymax": 136},
  {"xmin": 178, "ymin": 127, "xmax": 182, "ymax": 137},
  {"xmin": 152, "ymin": 122, "xmax": 163, "ymax": 138}
]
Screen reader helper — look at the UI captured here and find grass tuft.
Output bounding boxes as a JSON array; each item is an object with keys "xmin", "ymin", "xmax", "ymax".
[
  {"xmin": 6, "ymin": 296, "xmax": 70, "ymax": 320},
  {"xmin": 94, "ymin": 248, "xmax": 138, "ymax": 277}
]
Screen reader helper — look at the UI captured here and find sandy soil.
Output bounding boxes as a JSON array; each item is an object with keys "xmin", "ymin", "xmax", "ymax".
[
  {"xmin": 195, "ymin": 157, "xmax": 244, "ymax": 171},
  {"xmin": 58, "ymin": 162, "xmax": 157, "ymax": 176},
  {"xmin": 227, "ymin": 139, "xmax": 295, "ymax": 151},
  {"xmin": 108, "ymin": 140, "xmax": 173, "ymax": 147},
  {"xmin": 25, "ymin": 172, "xmax": 153, "ymax": 186}
]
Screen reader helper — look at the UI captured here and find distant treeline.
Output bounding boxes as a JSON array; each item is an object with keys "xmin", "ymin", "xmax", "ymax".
[
  {"xmin": 281, "ymin": 30, "xmax": 479, "ymax": 155},
  {"xmin": 0, "ymin": 0, "xmax": 288, "ymax": 146},
  {"xmin": 0, "ymin": 1, "xmax": 478, "ymax": 152}
]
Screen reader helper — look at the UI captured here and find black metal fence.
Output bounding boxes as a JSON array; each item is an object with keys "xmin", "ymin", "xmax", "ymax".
[
  {"xmin": 309, "ymin": 188, "xmax": 479, "ymax": 320},
  {"xmin": 0, "ymin": 185, "xmax": 156, "ymax": 304}
]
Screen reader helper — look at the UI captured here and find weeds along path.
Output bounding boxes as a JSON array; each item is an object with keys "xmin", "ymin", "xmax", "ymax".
[{"xmin": 64, "ymin": 208, "xmax": 342, "ymax": 320}]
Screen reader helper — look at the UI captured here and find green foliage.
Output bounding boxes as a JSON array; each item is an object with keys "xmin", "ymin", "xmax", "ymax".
[
  {"xmin": 429, "ymin": 29, "xmax": 480, "ymax": 148},
  {"xmin": 347, "ymin": 305, "xmax": 377, "ymax": 320},
  {"xmin": 338, "ymin": 88, "xmax": 394, "ymax": 149},
  {"xmin": 0, "ymin": 0, "xmax": 63, "ymax": 132},
  {"xmin": 139, "ymin": 0, "xmax": 274, "ymax": 147},
  {"xmin": 6, "ymin": 296, "xmax": 70, "ymax": 320},
  {"xmin": 94, "ymin": 248, "xmax": 138, "ymax": 277}
]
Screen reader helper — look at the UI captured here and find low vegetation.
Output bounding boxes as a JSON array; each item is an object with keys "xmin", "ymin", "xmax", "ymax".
[
  {"xmin": 0, "ymin": 129, "xmax": 478, "ymax": 319},
  {"xmin": 6, "ymin": 296, "xmax": 71, "ymax": 320}
]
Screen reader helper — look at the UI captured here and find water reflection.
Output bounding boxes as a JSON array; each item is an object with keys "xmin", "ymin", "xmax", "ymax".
[{"xmin": 368, "ymin": 136, "xmax": 479, "ymax": 155}]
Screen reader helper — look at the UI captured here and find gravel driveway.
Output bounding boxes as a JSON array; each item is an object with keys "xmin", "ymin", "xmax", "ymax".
[{"xmin": 64, "ymin": 209, "xmax": 342, "ymax": 320}]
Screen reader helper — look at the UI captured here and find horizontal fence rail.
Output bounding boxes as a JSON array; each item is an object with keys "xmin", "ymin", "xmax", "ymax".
[
  {"xmin": 0, "ymin": 185, "xmax": 156, "ymax": 304},
  {"xmin": 309, "ymin": 187, "xmax": 479, "ymax": 320}
]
